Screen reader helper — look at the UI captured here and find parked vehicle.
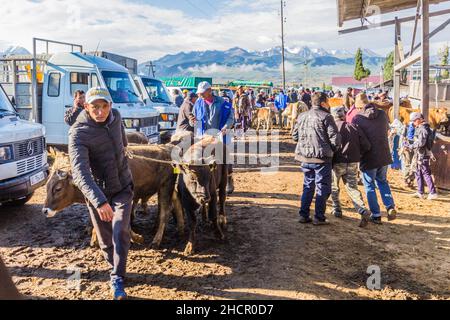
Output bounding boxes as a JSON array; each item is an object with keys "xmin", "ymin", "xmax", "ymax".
[
  {"xmin": 0, "ymin": 83, "xmax": 48, "ymax": 206},
  {"xmin": 92, "ymin": 51, "xmax": 178, "ymax": 137},
  {"xmin": 134, "ymin": 76, "xmax": 179, "ymax": 134},
  {"xmin": 0, "ymin": 40, "xmax": 160, "ymax": 146}
]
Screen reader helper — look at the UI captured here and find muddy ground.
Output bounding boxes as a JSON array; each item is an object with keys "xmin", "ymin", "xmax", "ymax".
[{"xmin": 0, "ymin": 131, "xmax": 449, "ymax": 300}]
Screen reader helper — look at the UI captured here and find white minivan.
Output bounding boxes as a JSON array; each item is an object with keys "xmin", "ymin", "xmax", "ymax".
[
  {"xmin": 0, "ymin": 84, "xmax": 48, "ymax": 206},
  {"xmin": 42, "ymin": 53, "xmax": 160, "ymax": 145},
  {"xmin": 134, "ymin": 76, "xmax": 180, "ymax": 135}
]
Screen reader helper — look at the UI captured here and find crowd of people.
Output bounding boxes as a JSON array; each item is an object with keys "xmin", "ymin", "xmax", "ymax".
[{"xmin": 292, "ymin": 89, "xmax": 438, "ymax": 227}]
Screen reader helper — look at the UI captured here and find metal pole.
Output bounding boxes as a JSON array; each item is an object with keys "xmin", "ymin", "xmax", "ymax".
[
  {"xmin": 31, "ymin": 38, "xmax": 39, "ymax": 123},
  {"xmin": 421, "ymin": 0, "xmax": 430, "ymax": 120},
  {"xmin": 393, "ymin": 18, "xmax": 401, "ymax": 120},
  {"xmin": 280, "ymin": 0, "xmax": 286, "ymax": 91}
]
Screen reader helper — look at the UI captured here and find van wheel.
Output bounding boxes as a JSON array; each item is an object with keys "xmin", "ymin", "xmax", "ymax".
[{"xmin": 3, "ymin": 194, "xmax": 33, "ymax": 207}]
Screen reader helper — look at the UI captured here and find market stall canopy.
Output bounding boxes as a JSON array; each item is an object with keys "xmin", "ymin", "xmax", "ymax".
[
  {"xmin": 337, "ymin": 0, "xmax": 448, "ymax": 27},
  {"xmin": 227, "ymin": 80, "xmax": 274, "ymax": 88}
]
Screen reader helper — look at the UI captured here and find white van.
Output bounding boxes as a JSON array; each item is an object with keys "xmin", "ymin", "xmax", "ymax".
[
  {"xmin": 134, "ymin": 76, "xmax": 180, "ymax": 134},
  {"xmin": 0, "ymin": 84, "xmax": 48, "ymax": 206},
  {"xmin": 1, "ymin": 52, "xmax": 160, "ymax": 145}
]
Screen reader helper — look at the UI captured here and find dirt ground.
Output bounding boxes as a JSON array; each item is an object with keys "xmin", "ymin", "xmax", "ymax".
[{"xmin": 0, "ymin": 131, "xmax": 449, "ymax": 300}]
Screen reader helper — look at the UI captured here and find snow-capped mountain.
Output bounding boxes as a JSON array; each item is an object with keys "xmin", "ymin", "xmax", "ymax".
[
  {"xmin": 0, "ymin": 46, "xmax": 31, "ymax": 57},
  {"xmin": 140, "ymin": 45, "xmax": 385, "ymax": 81}
]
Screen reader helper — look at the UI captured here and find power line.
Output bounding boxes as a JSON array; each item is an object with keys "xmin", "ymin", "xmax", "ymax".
[{"xmin": 185, "ymin": 0, "xmax": 210, "ymax": 17}]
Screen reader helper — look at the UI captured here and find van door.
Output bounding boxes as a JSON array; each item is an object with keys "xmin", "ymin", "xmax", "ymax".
[{"xmin": 42, "ymin": 69, "xmax": 66, "ymax": 145}]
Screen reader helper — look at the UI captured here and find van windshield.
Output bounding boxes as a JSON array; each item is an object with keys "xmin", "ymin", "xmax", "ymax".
[
  {"xmin": 0, "ymin": 86, "xmax": 15, "ymax": 114},
  {"xmin": 101, "ymin": 71, "xmax": 142, "ymax": 104},
  {"xmin": 141, "ymin": 78, "xmax": 172, "ymax": 104}
]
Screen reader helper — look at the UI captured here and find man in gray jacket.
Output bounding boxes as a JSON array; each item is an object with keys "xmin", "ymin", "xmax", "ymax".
[
  {"xmin": 69, "ymin": 87, "xmax": 133, "ymax": 300},
  {"xmin": 293, "ymin": 92, "xmax": 341, "ymax": 225}
]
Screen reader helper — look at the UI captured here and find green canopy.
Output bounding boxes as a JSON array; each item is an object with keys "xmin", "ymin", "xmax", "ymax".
[
  {"xmin": 160, "ymin": 77, "xmax": 212, "ymax": 89},
  {"xmin": 227, "ymin": 80, "xmax": 274, "ymax": 88}
]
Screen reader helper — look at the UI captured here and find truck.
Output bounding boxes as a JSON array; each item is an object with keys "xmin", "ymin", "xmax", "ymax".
[
  {"xmin": 0, "ymin": 83, "xmax": 48, "ymax": 206},
  {"xmin": 92, "ymin": 51, "xmax": 179, "ymax": 136},
  {"xmin": 0, "ymin": 39, "xmax": 160, "ymax": 146}
]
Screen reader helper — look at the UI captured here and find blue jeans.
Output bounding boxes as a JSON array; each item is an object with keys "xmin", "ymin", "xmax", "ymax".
[
  {"xmin": 362, "ymin": 166, "xmax": 395, "ymax": 218},
  {"xmin": 299, "ymin": 163, "xmax": 332, "ymax": 221}
]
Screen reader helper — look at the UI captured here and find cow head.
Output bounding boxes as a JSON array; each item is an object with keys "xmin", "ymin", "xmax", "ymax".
[
  {"xmin": 433, "ymin": 108, "xmax": 449, "ymax": 124},
  {"xmin": 175, "ymin": 159, "xmax": 217, "ymax": 206},
  {"xmin": 42, "ymin": 151, "xmax": 79, "ymax": 218}
]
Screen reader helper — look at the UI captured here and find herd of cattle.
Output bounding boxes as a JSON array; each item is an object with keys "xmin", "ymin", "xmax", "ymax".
[{"xmin": 43, "ymin": 132, "xmax": 229, "ymax": 256}]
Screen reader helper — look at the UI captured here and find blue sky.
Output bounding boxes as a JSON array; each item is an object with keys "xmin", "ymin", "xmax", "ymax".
[{"xmin": 0, "ymin": 0, "xmax": 449, "ymax": 62}]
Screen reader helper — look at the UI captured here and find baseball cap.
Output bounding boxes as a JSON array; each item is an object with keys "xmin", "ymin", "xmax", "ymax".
[
  {"xmin": 331, "ymin": 106, "xmax": 346, "ymax": 120},
  {"xmin": 197, "ymin": 81, "xmax": 212, "ymax": 94},
  {"xmin": 86, "ymin": 87, "xmax": 112, "ymax": 104},
  {"xmin": 410, "ymin": 112, "xmax": 424, "ymax": 122}
]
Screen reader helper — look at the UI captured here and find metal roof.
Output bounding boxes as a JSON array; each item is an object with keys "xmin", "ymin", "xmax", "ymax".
[
  {"xmin": 48, "ymin": 52, "xmax": 128, "ymax": 72},
  {"xmin": 337, "ymin": 0, "xmax": 448, "ymax": 27}
]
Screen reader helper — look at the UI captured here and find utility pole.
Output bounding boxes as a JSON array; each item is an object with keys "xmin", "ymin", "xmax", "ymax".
[
  {"xmin": 146, "ymin": 61, "xmax": 156, "ymax": 77},
  {"xmin": 280, "ymin": 0, "xmax": 286, "ymax": 91}
]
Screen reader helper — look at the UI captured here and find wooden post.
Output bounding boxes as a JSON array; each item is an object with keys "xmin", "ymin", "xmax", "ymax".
[{"xmin": 421, "ymin": 0, "xmax": 430, "ymax": 120}]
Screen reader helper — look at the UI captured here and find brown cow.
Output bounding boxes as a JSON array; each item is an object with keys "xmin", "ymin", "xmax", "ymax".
[
  {"xmin": 175, "ymin": 136, "xmax": 229, "ymax": 255},
  {"xmin": 389, "ymin": 106, "xmax": 449, "ymax": 129},
  {"xmin": 0, "ymin": 256, "xmax": 22, "ymax": 300},
  {"xmin": 126, "ymin": 132, "xmax": 150, "ymax": 145},
  {"xmin": 286, "ymin": 101, "xmax": 308, "ymax": 133},
  {"xmin": 43, "ymin": 145, "xmax": 185, "ymax": 248},
  {"xmin": 254, "ymin": 107, "xmax": 275, "ymax": 131}
]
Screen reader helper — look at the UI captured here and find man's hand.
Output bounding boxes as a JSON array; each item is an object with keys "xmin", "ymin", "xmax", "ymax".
[
  {"xmin": 97, "ymin": 203, "xmax": 114, "ymax": 222},
  {"xmin": 188, "ymin": 114, "xmax": 196, "ymax": 124}
]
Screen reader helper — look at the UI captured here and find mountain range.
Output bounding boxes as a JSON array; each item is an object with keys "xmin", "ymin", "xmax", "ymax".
[
  {"xmin": 138, "ymin": 46, "xmax": 387, "ymax": 84},
  {"xmin": 5, "ymin": 45, "xmax": 436, "ymax": 85}
]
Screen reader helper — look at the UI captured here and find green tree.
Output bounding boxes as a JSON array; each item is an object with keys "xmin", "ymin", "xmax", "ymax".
[
  {"xmin": 354, "ymin": 48, "xmax": 371, "ymax": 81},
  {"xmin": 383, "ymin": 51, "xmax": 394, "ymax": 81},
  {"xmin": 439, "ymin": 44, "xmax": 449, "ymax": 79}
]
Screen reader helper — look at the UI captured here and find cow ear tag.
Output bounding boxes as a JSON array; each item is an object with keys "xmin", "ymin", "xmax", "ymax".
[{"xmin": 173, "ymin": 166, "xmax": 181, "ymax": 175}]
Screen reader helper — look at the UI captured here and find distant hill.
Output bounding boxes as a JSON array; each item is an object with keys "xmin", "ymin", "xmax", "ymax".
[
  {"xmin": 139, "ymin": 46, "xmax": 386, "ymax": 84},
  {"xmin": 0, "ymin": 46, "xmax": 31, "ymax": 57}
]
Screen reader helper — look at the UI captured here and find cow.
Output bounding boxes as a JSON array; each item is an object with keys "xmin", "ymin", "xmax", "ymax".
[
  {"xmin": 428, "ymin": 108, "xmax": 449, "ymax": 130},
  {"xmin": 42, "ymin": 145, "xmax": 185, "ymax": 249},
  {"xmin": 284, "ymin": 101, "xmax": 308, "ymax": 133},
  {"xmin": 254, "ymin": 107, "xmax": 275, "ymax": 132},
  {"xmin": 126, "ymin": 132, "xmax": 150, "ymax": 145},
  {"xmin": 0, "ymin": 256, "xmax": 22, "ymax": 300},
  {"xmin": 175, "ymin": 136, "xmax": 228, "ymax": 255},
  {"xmin": 389, "ymin": 106, "xmax": 449, "ymax": 129},
  {"xmin": 376, "ymin": 99, "xmax": 412, "ymax": 115}
]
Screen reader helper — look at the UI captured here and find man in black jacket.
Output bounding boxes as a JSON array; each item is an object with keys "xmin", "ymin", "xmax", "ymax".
[
  {"xmin": 293, "ymin": 92, "xmax": 341, "ymax": 225},
  {"xmin": 353, "ymin": 103, "xmax": 397, "ymax": 224},
  {"xmin": 330, "ymin": 107, "xmax": 371, "ymax": 227},
  {"xmin": 64, "ymin": 90, "xmax": 85, "ymax": 126},
  {"xmin": 69, "ymin": 87, "xmax": 133, "ymax": 300}
]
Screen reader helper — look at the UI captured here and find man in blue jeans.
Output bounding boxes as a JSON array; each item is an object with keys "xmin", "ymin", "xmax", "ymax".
[
  {"xmin": 353, "ymin": 103, "xmax": 397, "ymax": 224},
  {"xmin": 292, "ymin": 92, "xmax": 341, "ymax": 225}
]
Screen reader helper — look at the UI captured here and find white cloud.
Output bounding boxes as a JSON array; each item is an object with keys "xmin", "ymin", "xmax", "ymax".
[{"xmin": 0, "ymin": 0, "xmax": 449, "ymax": 62}]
